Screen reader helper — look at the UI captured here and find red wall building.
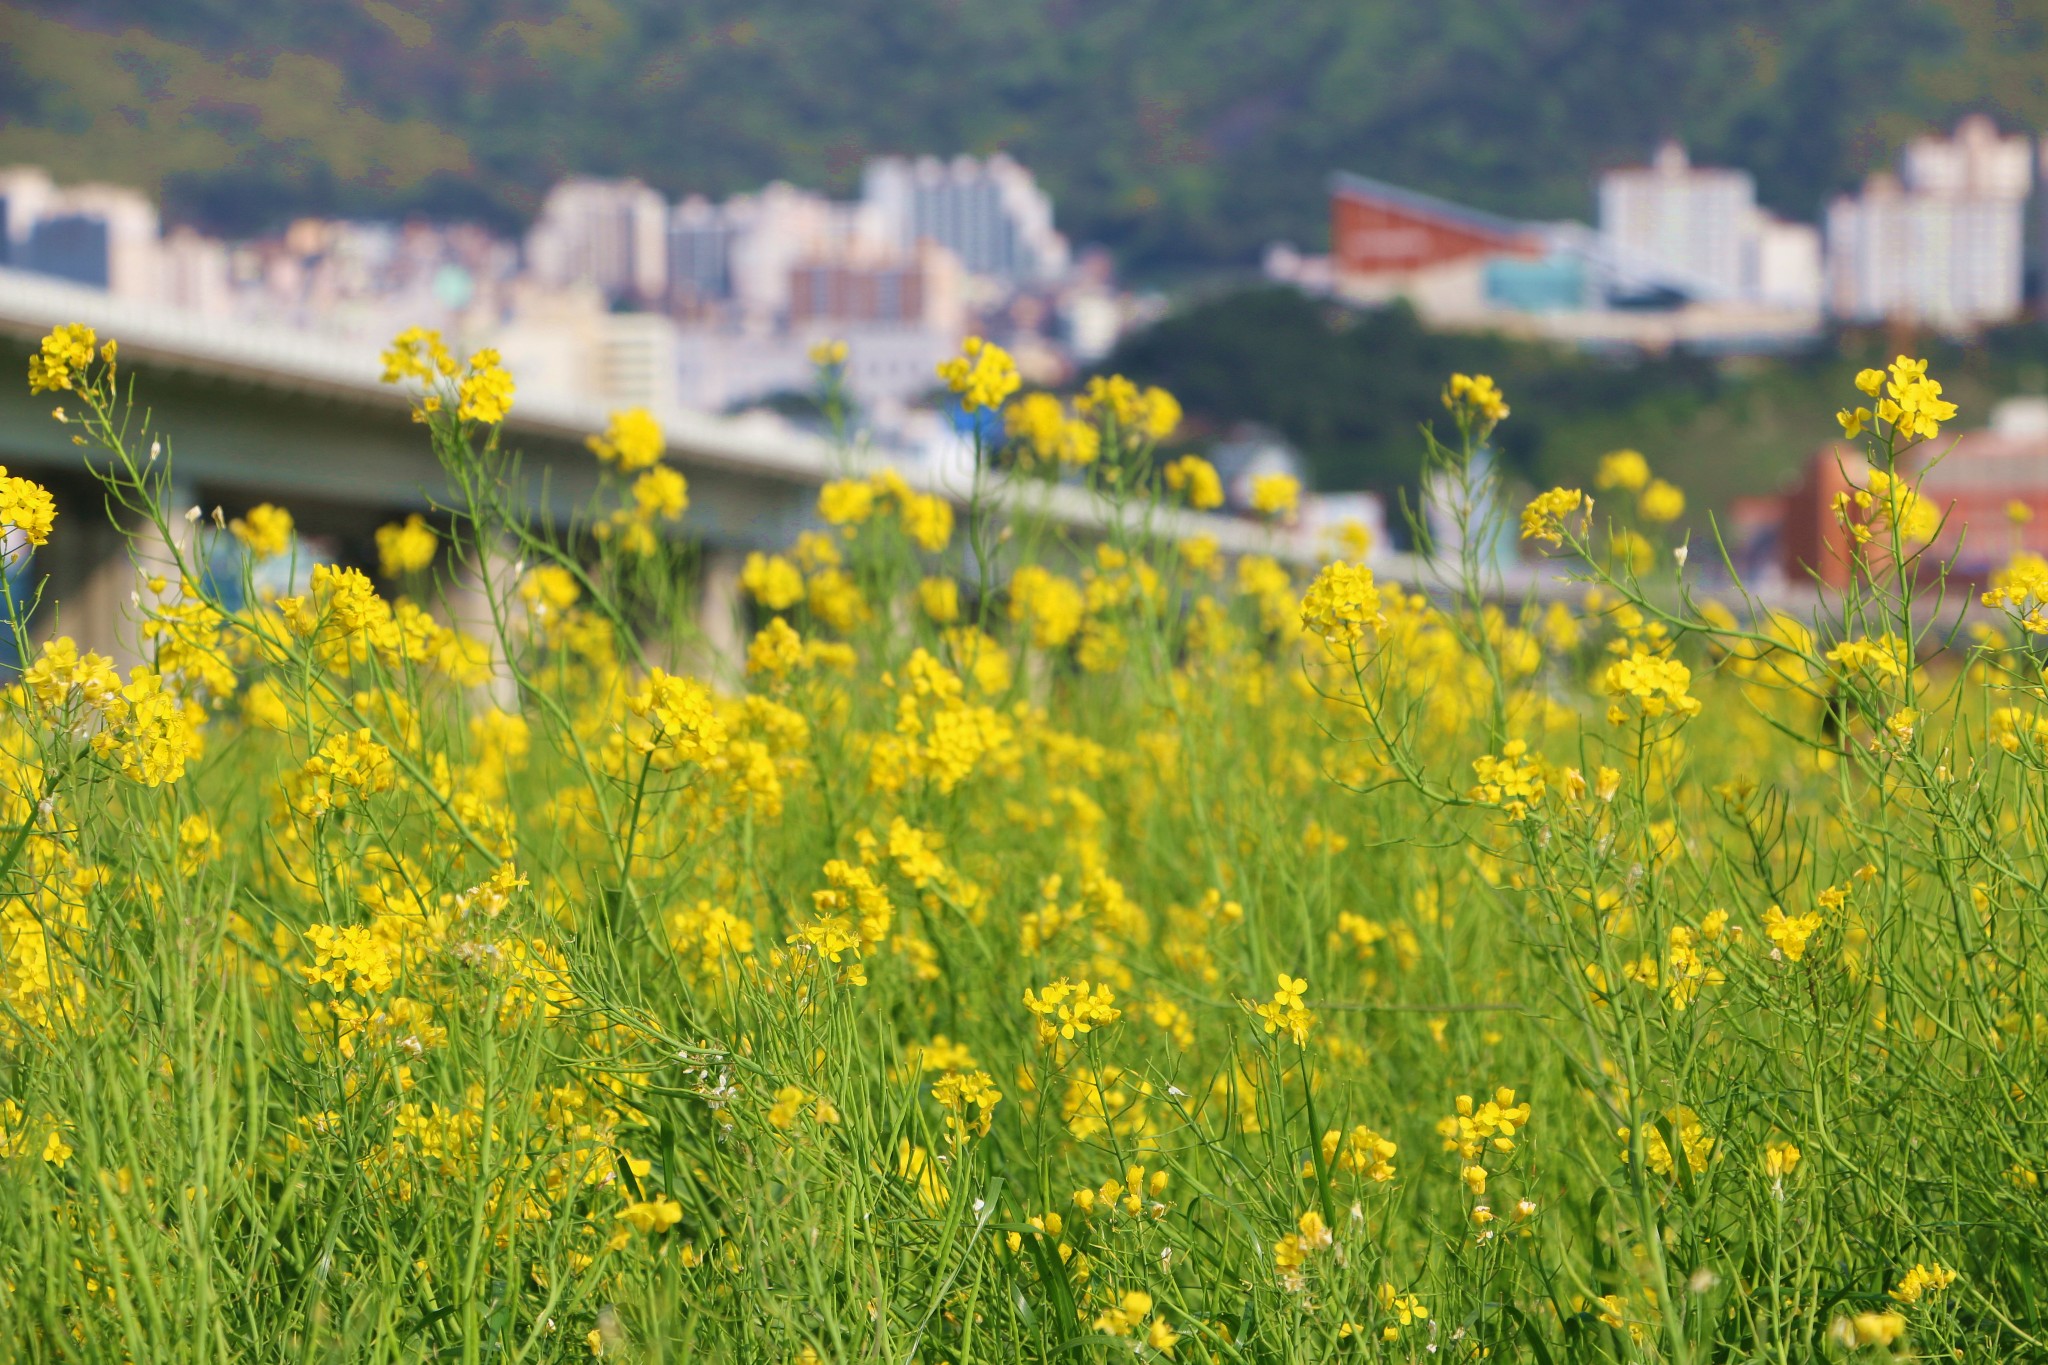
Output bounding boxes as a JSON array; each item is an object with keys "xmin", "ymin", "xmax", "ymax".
[
  {"xmin": 1780, "ymin": 398, "xmax": 2048, "ymax": 589},
  {"xmin": 1329, "ymin": 172, "xmax": 1545, "ymax": 277}
]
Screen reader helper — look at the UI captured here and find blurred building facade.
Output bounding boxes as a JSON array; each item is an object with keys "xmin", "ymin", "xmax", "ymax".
[
  {"xmin": 1597, "ymin": 142, "xmax": 1821, "ymax": 311},
  {"xmin": 1301, "ymin": 120, "xmax": 2048, "ymax": 347},
  {"xmin": 0, "ymin": 167, "xmax": 162, "ymax": 299},
  {"xmin": 525, "ymin": 177, "xmax": 669, "ymax": 308},
  {"xmin": 861, "ymin": 154, "xmax": 1069, "ymax": 286},
  {"xmin": 1318, "ymin": 162, "xmax": 1822, "ymax": 349},
  {"xmin": 1771, "ymin": 396, "xmax": 2048, "ymax": 589},
  {"xmin": 1826, "ymin": 116, "xmax": 2032, "ymax": 328}
]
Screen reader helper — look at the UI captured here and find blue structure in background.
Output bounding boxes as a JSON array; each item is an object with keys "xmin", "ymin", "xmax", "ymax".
[
  {"xmin": 0, "ymin": 549, "xmax": 32, "ymax": 676},
  {"xmin": 1483, "ymin": 252, "xmax": 1588, "ymax": 312},
  {"xmin": 945, "ymin": 397, "xmax": 1005, "ymax": 446},
  {"xmin": 23, "ymin": 215, "xmax": 110, "ymax": 289}
]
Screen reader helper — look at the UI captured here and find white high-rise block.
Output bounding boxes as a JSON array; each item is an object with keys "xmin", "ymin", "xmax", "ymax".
[
  {"xmin": 0, "ymin": 166, "xmax": 55, "ymax": 255},
  {"xmin": 1750, "ymin": 217, "xmax": 1823, "ymax": 312},
  {"xmin": 1826, "ymin": 117, "xmax": 2031, "ymax": 328},
  {"xmin": 1598, "ymin": 142, "xmax": 1756, "ymax": 300},
  {"xmin": 527, "ymin": 177, "xmax": 668, "ymax": 304},
  {"xmin": 862, "ymin": 153, "xmax": 1069, "ymax": 285}
]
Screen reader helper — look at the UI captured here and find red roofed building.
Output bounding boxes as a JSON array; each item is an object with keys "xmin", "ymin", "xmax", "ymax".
[
  {"xmin": 1328, "ymin": 172, "xmax": 1549, "ymax": 319},
  {"xmin": 1780, "ymin": 397, "xmax": 2048, "ymax": 589}
]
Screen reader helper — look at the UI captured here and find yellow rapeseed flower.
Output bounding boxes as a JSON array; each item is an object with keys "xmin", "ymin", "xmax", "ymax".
[
  {"xmin": 1596, "ymin": 449, "xmax": 1650, "ymax": 493},
  {"xmin": 936, "ymin": 337, "xmax": 1020, "ymax": 412},
  {"xmin": 1251, "ymin": 473, "xmax": 1301, "ymax": 519},
  {"xmin": 375, "ymin": 514, "xmax": 437, "ymax": 577},
  {"xmin": 586, "ymin": 407, "xmax": 664, "ymax": 471},
  {"xmin": 1638, "ymin": 478, "xmax": 1685, "ymax": 523},
  {"xmin": 1521, "ymin": 488, "xmax": 1590, "ymax": 547},
  {"xmin": 28, "ymin": 324, "xmax": 98, "ymax": 394},
  {"xmin": 230, "ymin": 504, "xmax": 295, "ymax": 559}
]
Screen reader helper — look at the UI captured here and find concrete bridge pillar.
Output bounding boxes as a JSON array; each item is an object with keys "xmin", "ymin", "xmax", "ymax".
[
  {"xmin": 695, "ymin": 546, "xmax": 746, "ymax": 682},
  {"xmin": 49, "ymin": 481, "xmax": 192, "ymax": 669},
  {"xmin": 441, "ymin": 536, "xmax": 520, "ymax": 709}
]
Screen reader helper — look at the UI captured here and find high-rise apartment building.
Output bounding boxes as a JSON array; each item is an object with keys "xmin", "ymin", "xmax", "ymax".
[
  {"xmin": 0, "ymin": 170, "xmax": 161, "ymax": 298},
  {"xmin": 1826, "ymin": 116, "xmax": 2032, "ymax": 328},
  {"xmin": 525, "ymin": 177, "xmax": 668, "ymax": 306},
  {"xmin": 158, "ymin": 228, "xmax": 233, "ymax": 316},
  {"xmin": 1598, "ymin": 142, "xmax": 1821, "ymax": 310},
  {"xmin": 720, "ymin": 183, "xmax": 879, "ymax": 325},
  {"xmin": 0, "ymin": 167, "xmax": 55, "ymax": 268},
  {"xmin": 667, "ymin": 195, "xmax": 745, "ymax": 311},
  {"xmin": 862, "ymin": 154, "xmax": 1068, "ymax": 285},
  {"xmin": 1599, "ymin": 143, "xmax": 1753, "ymax": 299}
]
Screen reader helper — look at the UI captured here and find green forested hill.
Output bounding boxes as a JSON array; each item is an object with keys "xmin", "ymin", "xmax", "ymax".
[{"xmin": 0, "ymin": 0, "xmax": 2036, "ymax": 269}]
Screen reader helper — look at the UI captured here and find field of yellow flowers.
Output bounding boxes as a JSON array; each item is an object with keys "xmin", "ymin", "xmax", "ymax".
[{"xmin": 0, "ymin": 324, "xmax": 2040, "ymax": 1362}]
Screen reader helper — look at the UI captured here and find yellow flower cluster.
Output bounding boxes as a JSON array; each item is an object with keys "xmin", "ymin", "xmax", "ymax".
[
  {"xmin": 1438, "ymin": 1088, "xmax": 1532, "ymax": 1164},
  {"xmin": 23, "ymin": 637, "xmax": 208, "ymax": 788},
  {"xmin": 1521, "ymin": 487, "xmax": 1590, "ymax": 547},
  {"xmin": 1601, "ymin": 648, "xmax": 1701, "ymax": 725},
  {"xmin": 817, "ymin": 469, "xmax": 952, "ymax": 552},
  {"xmin": 742, "ymin": 552, "xmax": 805, "ymax": 611},
  {"xmin": 1623, "ymin": 1105, "xmax": 1715, "ymax": 1178},
  {"xmin": 1023, "ymin": 978, "xmax": 1121, "ymax": 1044},
  {"xmin": 1092, "ymin": 1289, "xmax": 1179, "ymax": 1352},
  {"xmin": 27, "ymin": 323, "xmax": 103, "ymax": 394},
  {"xmin": 1248, "ymin": 972, "xmax": 1313, "ymax": 1046},
  {"xmin": 296, "ymin": 729, "xmax": 397, "ymax": 816},
  {"xmin": 1162, "ymin": 454, "xmax": 1223, "ymax": 509},
  {"xmin": 1323, "ymin": 1124, "xmax": 1398, "ymax": 1181},
  {"xmin": 379, "ymin": 326, "xmax": 458, "ymax": 385},
  {"xmin": 376, "ymin": 514, "xmax": 438, "ymax": 577},
  {"xmin": 1889, "ymin": 1263, "xmax": 1957, "ymax": 1304},
  {"xmin": 930, "ymin": 1069, "xmax": 1002, "ymax": 1140},
  {"xmin": 936, "ymin": 337, "xmax": 1021, "ymax": 412},
  {"xmin": 1074, "ymin": 374, "xmax": 1180, "ymax": 440},
  {"xmin": 379, "ymin": 329, "xmax": 513, "ymax": 424},
  {"xmin": 1761, "ymin": 905, "xmax": 1823, "ymax": 962},
  {"xmin": 1638, "ymin": 478, "xmax": 1685, "ymax": 523},
  {"xmin": 1825, "ymin": 634, "xmax": 1910, "ymax": 680},
  {"xmin": 1007, "ymin": 565, "xmax": 1084, "ymax": 649},
  {"xmin": 626, "ymin": 669, "xmax": 730, "ymax": 770},
  {"xmin": 1005, "ymin": 391, "xmax": 1101, "ymax": 468},
  {"xmin": 585, "ymin": 406, "xmax": 665, "ymax": 471},
  {"xmin": 1271, "ymin": 1208, "xmax": 1333, "ymax": 1288},
  {"xmin": 456, "ymin": 349, "xmax": 515, "ymax": 424},
  {"xmin": 1595, "ymin": 449, "xmax": 1649, "ymax": 492},
  {"xmin": 0, "ymin": 468, "xmax": 57, "ymax": 548},
  {"xmin": 1250, "ymin": 472, "xmax": 1301, "ymax": 519},
  {"xmin": 1443, "ymin": 372, "xmax": 1509, "ymax": 425},
  {"xmin": 1837, "ymin": 355, "xmax": 1957, "ymax": 442},
  {"xmin": 1830, "ymin": 1311, "xmax": 1906, "ymax": 1350},
  {"xmin": 1298, "ymin": 560, "xmax": 1383, "ymax": 647},
  {"xmin": 1470, "ymin": 740, "xmax": 1544, "ymax": 820},
  {"xmin": 230, "ymin": 503, "xmax": 295, "ymax": 559}
]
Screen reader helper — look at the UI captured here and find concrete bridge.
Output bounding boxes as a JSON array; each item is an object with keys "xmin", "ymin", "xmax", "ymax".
[
  {"xmin": 0, "ymin": 266, "xmax": 879, "ymax": 658},
  {"xmin": 6, "ymin": 266, "xmax": 1725, "ymax": 677},
  {"xmin": 0, "ymin": 266, "xmax": 1389, "ymax": 665}
]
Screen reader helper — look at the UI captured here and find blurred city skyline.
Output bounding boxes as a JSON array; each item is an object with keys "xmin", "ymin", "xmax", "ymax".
[{"xmin": 3, "ymin": 0, "xmax": 2039, "ymax": 272}]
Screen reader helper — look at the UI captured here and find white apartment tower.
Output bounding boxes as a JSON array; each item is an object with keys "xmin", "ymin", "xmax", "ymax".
[
  {"xmin": 1598, "ymin": 142, "xmax": 1822, "ymax": 310},
  {"xmin": 1600, "ymin": 142, "xmax": 1753, "ymax": 298},
  {"xmin": 0, "ymin": 168, "xmax": 162, "ymax": 299},
  {"xmin": 0, "ymin": 167, "xmax": 55, "ymax": 262},
  {"xmin": 1826, "ymin": 116, "xmax": 2032, "ymax": 328},
  {"xmin": 862, "ymin": 154, "xmax": 1069, "ymax": 285},
  {"xmin": 525, "ymin": 177, "xmax": 668, "ymax": 306}
]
